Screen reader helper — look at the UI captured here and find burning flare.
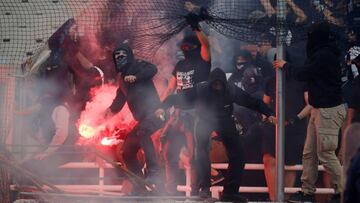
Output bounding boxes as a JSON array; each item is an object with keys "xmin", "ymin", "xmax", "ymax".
[
  {"xmin": 79, "ymin": 124, "xmax": 96, "ymax": 138},
  {"xmin": 100, "ymin": 136, "xmax": 123, "ymax": 146}
]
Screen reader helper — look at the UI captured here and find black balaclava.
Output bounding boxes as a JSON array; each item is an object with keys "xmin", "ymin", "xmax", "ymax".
[
  {"xmin": 233, "ymin": 50, "xmax": 253, "ymax": 72},
  {"xmin": 306, "ymin": 22, "xmax": 333, "ymax": 56},
  {"xmin": 181, "ymin": 35, "xmax": 202, "ymax": 59},
  {"xmin": 113, "ymin": 42, "xmax": 134, "ymax": 73}
]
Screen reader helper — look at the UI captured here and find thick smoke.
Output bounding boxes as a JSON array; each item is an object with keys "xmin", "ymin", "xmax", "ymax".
[
  {"xmin": 76, "ymin": 84, "xmax": 136, "ymax": 145},
  {"xmin": 7, "ymin": 0, "xmax": 269, "ymax": 199}
]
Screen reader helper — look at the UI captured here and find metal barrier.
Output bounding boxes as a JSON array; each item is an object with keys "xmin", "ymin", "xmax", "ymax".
[{"xmin": 53, "ymin": 162, "xmax": 334, "ymax": 199}]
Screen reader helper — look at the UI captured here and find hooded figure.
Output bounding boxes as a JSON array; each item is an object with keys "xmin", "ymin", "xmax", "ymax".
[
  {"xmin": 194, "ymin": 68, "xmax": 272, "ymax": 119},
  {"xmin": 275, "ymin": 22, "xmax": 345, "ymax": 202},
  {"xmin": 110, "ymin": 42, "xmax": 161, "ymax": 121},
  {"xmin": 113, "ymin": 42, "xmax": 135, "ymax": 73},
  {"xmin": 306, "ymin": 22, "xmax": 338, "ymax": 57},
  {"xmin": 284, "ymin": 22, "xmax": 342, "ymax": 108},
  {"xmin": 228, "ymin": 51, "xmax": 253, "ymax": 85},
  {"xmin": 107, "ymin": 43, "xmax": 164, "ymax": 194},
  {"xmin": 229, "ymin": 50, "xmax": 264, "ymax": 96},
  {"xmin": 161, "ymin": 68, "xmax": 273, "ymax": 201}
]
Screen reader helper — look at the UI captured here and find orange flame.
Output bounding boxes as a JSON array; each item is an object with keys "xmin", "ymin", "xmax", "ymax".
[
  {"xmin": 79, "ymin": 124, "xmax": 96, "ymax": 139},
  {"xmin": 100, "ymin": 137, "xmax": 122, "ymax": 146}
]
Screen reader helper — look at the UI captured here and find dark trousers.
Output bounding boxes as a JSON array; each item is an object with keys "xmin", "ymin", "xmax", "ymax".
[
  {"xmin": 122, "ymin": 114, "xmax": 164, "ymax": 185},
  {"xmin": 193, "ymin": 116, "xmax": 245, "ymax": 194},
  {"xmin": 163, "ymin": 109, "xmax": 194, "ymax": 193},
  {"xmin": 163, "ymin": 129, "xmax": 186, "ymax": 194}
]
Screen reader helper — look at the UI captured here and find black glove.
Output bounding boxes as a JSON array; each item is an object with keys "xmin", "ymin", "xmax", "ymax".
[
  {"xmin": 287, "ymin": 116, "xmax": 301, "ymax": 126},
  {"xmin": 185, "ymin": 12, "xmax": 201, "ymax": 31}
]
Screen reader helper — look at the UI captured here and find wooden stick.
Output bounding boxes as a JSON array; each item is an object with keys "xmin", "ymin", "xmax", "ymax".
[
  {"xmin": 0, "ymin": 155, "xmax": 46, "ymax": 192},
  {"xmin": 0, "ymin": 146, "xmax": 63, "ymax": 193},
  {"xmin": 91, "ymin": 149, "xmax": 157, "ymax": 192}
]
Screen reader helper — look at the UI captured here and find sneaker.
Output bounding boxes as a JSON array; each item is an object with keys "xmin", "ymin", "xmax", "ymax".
[
  {"xmin": 326, "ymin": 193, "xmax": 340, "ymax": 203},
  {"xmin": 190, "ymin": 189, "xmax": 199, "ymax": 197},
  {"xmin": 211, "ymin": 171, "xmax": 225, "ymax": 185},
  {"xmin": 145, "ymin": 171, "xmax": 163, "ymax": 188},
  {"xmin": 221, "ymin": 193, "xmax": 248, "ymax": 202},
  {"xmin": 288, "ymin": 191, "xmax": 315, "ymax": 203},
  {"xmin": 199, "ymin": 187, "xmax": 211, "ymax": 199}
]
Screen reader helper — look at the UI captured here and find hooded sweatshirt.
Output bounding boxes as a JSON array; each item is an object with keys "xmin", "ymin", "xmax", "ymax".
[
  {"xmin": 163, "ymin": 68, "xmax": 273, "ymax": 120},
  {"xmin": 284, "ymin": 22, "xmax": 343, "ymax": 108},
  {"xmin": 109, "ymin": 43, "xmax": 161, "ymax": 121}
]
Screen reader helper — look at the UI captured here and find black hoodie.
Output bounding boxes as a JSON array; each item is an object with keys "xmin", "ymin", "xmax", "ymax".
[
  {"xmin": 284, "ymin": 22, "xmax": 343, "ymax": 108},
  {"xmin": 109, "ymin": 43, "xmax": 161, "ymax": 121},
  {"xmin": 163, "ymin": 68, "xmax": 273, "ymax": 120}
]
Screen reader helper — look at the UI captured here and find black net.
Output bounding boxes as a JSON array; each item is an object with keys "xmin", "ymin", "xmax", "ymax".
[{"xmin": 1, "ymin": 0, "xmax": 359, "ymax": 65}]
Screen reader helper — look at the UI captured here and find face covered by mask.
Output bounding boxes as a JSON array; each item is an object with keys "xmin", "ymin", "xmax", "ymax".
[
  {"xmin": 114, "ymin": 49, "xmax": 128, "ymax": 70},
  {"xmin": 181, "ymin": 35, "xmax": 201, "ymax": 59},
  {"xmin": 236, "ymin": 62, "xmax": 248, "ymax": 70},
  {"xmin": 113, "ymin": 42, "xmax": 135, "ymax": 73},
  {"xmin": 234, "ymin": 52, "xmax": 253, "ymax": 72},
  {"xmin": 181, "ymin": 43, "xmax": 201, "ymax": 59}
]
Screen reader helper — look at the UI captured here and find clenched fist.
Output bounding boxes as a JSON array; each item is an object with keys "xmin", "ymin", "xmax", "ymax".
[
  {"xmin": 273, "ymin": 60, "xmax": 287, "ymax": 69},
  {"xmin": 124, "ymin": 75, "xmax": 137, "ymax": 83}
]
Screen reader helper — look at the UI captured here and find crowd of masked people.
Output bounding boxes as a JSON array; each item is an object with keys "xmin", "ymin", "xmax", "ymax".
[{"xmin": 16, "ymin": 1, "xmax": 360, "ymax": 203}]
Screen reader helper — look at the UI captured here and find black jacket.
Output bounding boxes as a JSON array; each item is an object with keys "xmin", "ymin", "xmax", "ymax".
[
  {"xmin": 284, "ymin": 23, "xmax": 343, "ymax": 108},
  {"xmin": 163, "ymin": 68, "xmax": 273, "ymax": 120},
  {"xmin": 109, "ymin": 44, "xmax": 160, "ymax": 121}
]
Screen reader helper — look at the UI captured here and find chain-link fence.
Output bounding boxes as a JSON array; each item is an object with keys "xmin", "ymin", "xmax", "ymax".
[{"xmin": 1, "ymin": 0, "xmax": 360, "ymax": 201}]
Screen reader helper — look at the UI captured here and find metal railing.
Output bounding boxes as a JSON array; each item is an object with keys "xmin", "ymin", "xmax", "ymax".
[{"xmin": 51, "ymin": 162, "xmax": 334, "ymax": 199}]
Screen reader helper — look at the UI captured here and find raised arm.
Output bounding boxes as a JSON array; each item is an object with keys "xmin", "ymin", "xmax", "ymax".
[
  {"xmin": 260, "ymin": 0, "xmax": 276, "ymax": 17},
  {"xmin": 195, "ymin": 30, "xmax": 211, "ymax": 62},
  {"xmin": 184, "ymin": 1, "xmax": 211, "ymax": 62},
  {"xmin": 286, "ymin": 0, "xmax": 307, "ymax": 23}
]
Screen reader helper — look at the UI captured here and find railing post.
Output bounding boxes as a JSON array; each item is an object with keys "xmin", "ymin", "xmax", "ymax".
[
  {"xmin": 99, "ymin": 164, "xmax": 104, "ymax": 195},
  {"xmin": 276, "ymin": 0, "xmax": 286, "ymax": 202}
]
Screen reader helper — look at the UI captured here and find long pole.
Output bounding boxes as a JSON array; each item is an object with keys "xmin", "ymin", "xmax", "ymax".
[{"xmin": 276, "ymin": 0, "xmax": 286, "ymax": 202}]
